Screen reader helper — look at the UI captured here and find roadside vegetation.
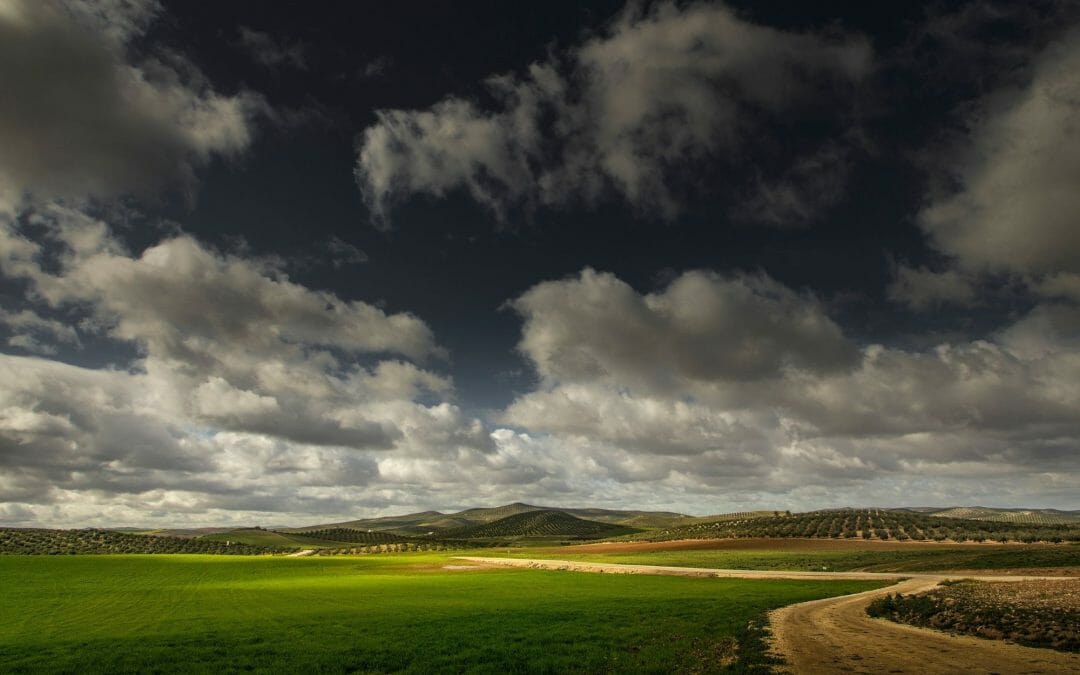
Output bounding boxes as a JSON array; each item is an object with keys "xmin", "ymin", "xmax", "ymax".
[
  {"xmin": 867, "ymin": 579, "xmax": 1079, "ymax": 652},
  {"xmin": 0, "ymin": 553, "xmax": 884, "ymax": 673},
  {"xmin": 0, "ymin": 528, "xmax": 287, "ymax": 555}
]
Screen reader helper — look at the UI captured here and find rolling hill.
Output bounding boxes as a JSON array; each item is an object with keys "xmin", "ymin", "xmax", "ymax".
[
  {"xmin": 5, "ymin": 503, "xmax": 1080, "ymax": 556},
  {"xmin": 285, "ymin": 502, "xmax": 693, "ymax": 535},
  {"xmin": 633, "ymin": 508, "xmax": 1080, "ymax": 543},
  {"xmin": 287, "ymin": 502, "xmax": 1080, "ymax": 539},
  {"xmin": 912, "ymin": 507, "xmax": 1080, "ymax": 525},
  {"xmin": 282, "ymin": 511, "xmax": 451, "ymax": 536},
  {"xmin": 442, "ymin": 510, "xmax": 641, "ymax": 540}
]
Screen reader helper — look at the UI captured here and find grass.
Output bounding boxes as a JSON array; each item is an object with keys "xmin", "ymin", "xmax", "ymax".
[
  {"xmin": 526, "ymin": 543, "xmax": 1080, "ymax": 572},
  {"xmin": 0, "ymin": 552, "xmax": 885, "ymax": 673}
]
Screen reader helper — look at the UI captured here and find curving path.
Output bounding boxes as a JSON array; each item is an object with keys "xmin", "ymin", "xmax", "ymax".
[
  {"xmin": 458, "ymin": 557, "xmax": 1080, "ymax": 674},
  {"xmin": 768, "ymin": 577, "xmax": 1080, "ymax": 674}
]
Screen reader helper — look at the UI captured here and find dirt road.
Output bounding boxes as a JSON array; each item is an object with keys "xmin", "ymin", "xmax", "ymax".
[
  {"xmin": 459, "ymin": 557, "xmax": 1080, "ymax": 674},
  {"xmin": 770, "ymin": 577, "xmax": 1079, "ymax": 674}
]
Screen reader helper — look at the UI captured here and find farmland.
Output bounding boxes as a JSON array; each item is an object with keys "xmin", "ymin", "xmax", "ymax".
[
  {"xmin": 0, "ymin": 528, "xmax": 288, "ymax": 555},
  {"xmin": 868, "ymin": 579, "xmax": 1080, "ymax": 651},
  {"xmin": 919, "ymin": 507, "xmax": 1080, "ymax": 525},
  {"xmin": 0, "ymin": 553, "xmax": 884, "ymax": 673},
  {"xmin": 636, "ymin": 509, "xmax": 1080, "ymax": 543},
  {"xmin": 6, "ymin": 505, "xmax": 1080, "ymax": 560},
  {"xmin": 2, "ymin": 506, "xmax": 1079, "ymax": 673}
]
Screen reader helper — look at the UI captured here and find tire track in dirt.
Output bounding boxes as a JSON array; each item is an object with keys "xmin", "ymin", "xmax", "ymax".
[{"xmin": 458, "ymin": 557, "xmax": 1080, "ymax": 674}]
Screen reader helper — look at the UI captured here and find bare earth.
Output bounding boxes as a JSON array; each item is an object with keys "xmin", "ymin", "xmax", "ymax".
[{"xmin": 459, "ymin": 556, "xmax": 1080, "ymax": 674}]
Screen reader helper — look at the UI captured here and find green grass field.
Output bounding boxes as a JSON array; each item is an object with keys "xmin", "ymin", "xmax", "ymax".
[
  {"xmin": 527, "ymin": 543, "xmax": 1080, "ymax": 572},
  {"xmin": 0, "ymin": 553, "xmax": 884, "ymax": 673}
]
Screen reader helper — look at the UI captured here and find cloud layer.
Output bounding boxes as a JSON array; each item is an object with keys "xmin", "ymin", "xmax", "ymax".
[
  {"xmin": 502, "ymin": 269, "xmax": 1080, "ymax": 506},
  {"xmin": 919, "ymin": 27, "xmax": 1080, "ymax": 287},
  {"xmin": 0, "ymin": 209, "xmax": 498, "ymax": 523},
  {"xmin": 0, "ymin": 0, "xmax": 260, "ymax": 202},
  {"xmin": 2, "ymin": 1, "xmax": 1079, "ymax": 526},
  {"xmin": 355, "ymin": 2, "xmax": 870, "ymax": 226}
]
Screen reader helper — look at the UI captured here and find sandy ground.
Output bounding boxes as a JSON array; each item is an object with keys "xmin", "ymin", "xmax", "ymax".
[
  {"xmin": 442, "ymin": 564, "xmax": 482, "ymax": 570},
  {"xmin": 458, "ymin": 556, "xmax": 1080, "ymax": 674}
]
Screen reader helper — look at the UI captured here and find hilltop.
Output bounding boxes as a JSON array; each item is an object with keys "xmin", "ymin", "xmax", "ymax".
[
  {"xmin": 902, "ymin": 506, "xmax": 1080, "ymax": 525},
  {"xmin": 441, "ymin": 509, "xmax": 639, "ymax": 540}
]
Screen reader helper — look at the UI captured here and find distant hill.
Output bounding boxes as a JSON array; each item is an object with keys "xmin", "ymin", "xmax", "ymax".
[
  {"xmin": 678, "ymin": 510, "xmax": 778, "ymax": 524},
  {"xmin": 902, "ymin": 507, "xmax": 1080, "ymax": 525},
  {"xmin": 282, "ymin": 510, "xmax": 455, "ymax": 537},
  {"xmin": 286, "ymin": 502, "xmax": 693, "ymax": 535},
  {"xmin": 545, "ymin": 507, "xmax": 689, "ymax": 528},
  {"xmin": 7, "ymin": 503, "xmax": 1080, "ymax": 556},
  {"xmin": 129, "ymin": 527, "xmax": 237, "ymax": 538},
  {"xmin": 442, "ymin": 510, "xmax": 640, "ymax": 540}
]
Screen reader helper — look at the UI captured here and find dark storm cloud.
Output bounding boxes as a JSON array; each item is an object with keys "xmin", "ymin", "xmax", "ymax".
[
  {"xmin": 0, "ymin": 0, "xmax": 261, "ymax": 202},
  {"xmin": 355, "ymin": 1, "xmax": 871, "ymax": 227}
]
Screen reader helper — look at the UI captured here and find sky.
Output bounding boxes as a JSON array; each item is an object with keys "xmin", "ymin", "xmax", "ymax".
[{"xmin": 0, "ymin": 0, "xmax": 1078, "ymax": 527}]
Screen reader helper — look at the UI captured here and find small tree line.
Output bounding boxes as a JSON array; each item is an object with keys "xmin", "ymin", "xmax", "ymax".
[{"xmin": 0, "ymin": 528, "xmax": 289, "ymax": 555}]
